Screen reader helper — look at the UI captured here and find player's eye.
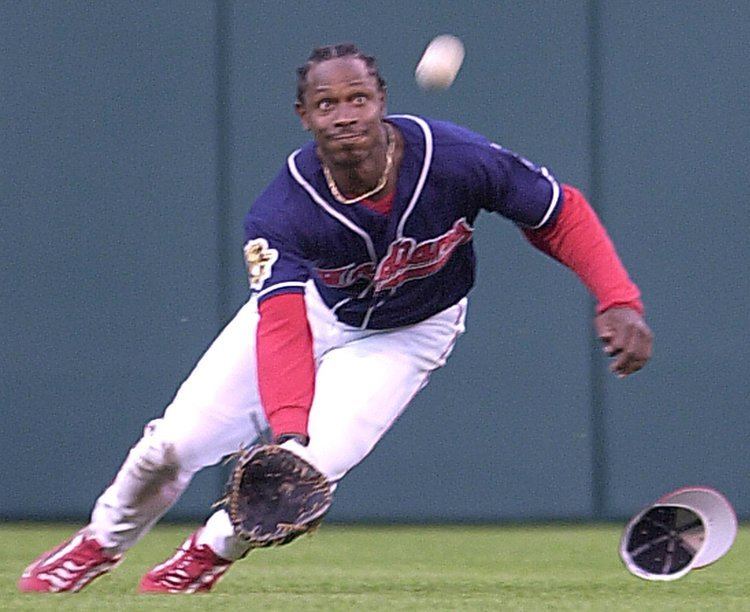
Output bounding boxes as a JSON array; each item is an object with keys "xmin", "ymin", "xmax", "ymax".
[
  {"xmin": 317, "ymin": 99, "xmax": 334, "ymax": 111},
  {"xmin": 352, "ymin": 94, "xmax": 367, "ymax": 105}
]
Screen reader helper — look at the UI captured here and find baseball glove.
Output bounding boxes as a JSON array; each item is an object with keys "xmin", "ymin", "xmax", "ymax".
[{"xmin": 220, "ymin": 444, "xmax": 332, "ymax": 548}]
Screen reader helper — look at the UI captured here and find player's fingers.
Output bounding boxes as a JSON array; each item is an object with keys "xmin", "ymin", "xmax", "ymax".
[
  {"xmin": 602, "ymin": 342, "xmax": 620, "ymax": 356},
  {"xmin": 598, "ymin": 329, "xmax": 619, "ymax": 355},
  {"xmin": 629, "ymin": 325, "xmax": 654, "ymax": 372},
  {"xmin": 601, "ymin": 324, "xmax": 628, "ymax": 356},
  {"xmin": 610, "ymin": 325, "xmax": 635, "ymax": 376},
  {"xmin": 613, "ymin": 324, "xmax": 653, "ymax": 377}
]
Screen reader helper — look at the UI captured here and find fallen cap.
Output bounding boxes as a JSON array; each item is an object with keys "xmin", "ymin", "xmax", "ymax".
[{"xmin": 620, "ymin": 486, "xmax": 737, "ymax": 581}]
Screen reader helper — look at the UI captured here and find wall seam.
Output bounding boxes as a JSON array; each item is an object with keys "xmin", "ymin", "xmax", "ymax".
[
  {"xmin": 215, "ymin": 0, "xmax": 234, "ymax": 501},
  {"xmin": 587, "ymin": 0, "xmax": 608, "ymax": 520},
  {"xmin": 215, "ymin": 0, "xmax": 233, "ymax": 327}
]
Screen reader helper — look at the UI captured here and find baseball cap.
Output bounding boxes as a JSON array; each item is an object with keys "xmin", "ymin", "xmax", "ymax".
[{"xmin": 619, "ymin": 486, "xmax": 737, "ymax": 581}]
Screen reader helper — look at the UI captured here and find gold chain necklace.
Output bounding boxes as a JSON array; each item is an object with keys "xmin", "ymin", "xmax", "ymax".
[{"xmin": 322, "ymin": 123, "xmax": 395, "ymax": 205}]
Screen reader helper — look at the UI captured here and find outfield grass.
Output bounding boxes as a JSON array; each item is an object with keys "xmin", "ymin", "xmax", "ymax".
[{"xmin": 1, "ymin": 523, "xmax": 748, "ymax": 610}]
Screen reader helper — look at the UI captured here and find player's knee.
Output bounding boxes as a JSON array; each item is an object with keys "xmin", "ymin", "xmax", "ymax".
[
  {"xmin": 139, "ymin": 440, "xmax": 179, "ymax": 479},
  {"xmin": 129, "ymin": 421, "xmax": 182, "ymax": 481}
]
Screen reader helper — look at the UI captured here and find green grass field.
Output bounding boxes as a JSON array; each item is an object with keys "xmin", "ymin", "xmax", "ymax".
[{"xmin": 2, "ymin": 523, "xmax": 748, "ymax": 610}]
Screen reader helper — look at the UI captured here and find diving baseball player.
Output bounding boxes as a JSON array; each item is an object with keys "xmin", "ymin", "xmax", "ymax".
[{"xmin": 19, "ymin": 43, "xmax": 652, "ymax": 594}]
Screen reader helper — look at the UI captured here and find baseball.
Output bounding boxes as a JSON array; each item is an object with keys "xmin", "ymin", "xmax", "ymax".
[{"xmin": 415, "ymin": 34, "xmax": 465, "ymax": 90}]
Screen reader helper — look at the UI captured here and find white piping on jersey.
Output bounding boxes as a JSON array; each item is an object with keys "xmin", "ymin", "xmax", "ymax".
[
  {"xmin": 360, "ymin": 297, "xmax": 387, "ymax": 329},
  {"xmin": 489, "ymin": 143, "xmax": 560, "ymax": 229},
  {"xmin": 360, "ymin": 305, "xmax": 375, "ymax": 329},
  {"xmin": 257, "ymin": 280, "xmax": 307, "ymax": 299},
  {"xmin": 287, "ymin": 115, "xmax": 434, "ymax": 246},
  {"xmin": 331, "ymin": 281, "xmax": 374, "ymax": 316},
  {"xmin": 287, "ymin": 151, "xmax": 377, "ymax": 263},
  {"xmin": 387, "ymin": 115, "xmax": 434, "ymax": 239},
  {"xmin": 529, "ymin": 166, "xmax": 560, "ymax": 229},
  {"xmin": 287, "ymin": 115, "xmax": 435, "ymax": 329},
  {"xmin": 331, "ymin": 297, "xmax": 351, "ymax": 315}
]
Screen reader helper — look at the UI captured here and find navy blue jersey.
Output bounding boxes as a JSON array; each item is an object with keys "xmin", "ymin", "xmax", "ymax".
[{"xmin": 243, "ymin": 115, "xmax": 562, "ymax": 329}]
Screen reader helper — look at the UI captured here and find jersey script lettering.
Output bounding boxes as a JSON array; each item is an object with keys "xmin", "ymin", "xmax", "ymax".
[{"xmin": 315, "ymin": 217, "xmax": 473, "ymax": 291}]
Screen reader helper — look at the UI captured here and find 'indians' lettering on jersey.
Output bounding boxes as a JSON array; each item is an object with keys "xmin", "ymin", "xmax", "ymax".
[
  {"xmin": 315, "ymin": 218, "xmax": 473, "ymax": 292},
  {"xmin": 243, "ymin": 115, "xmax": 563, "ymax": 329},
  {"xmin": 315, "ymin": 262, "xmax": 375, "ymax": 289}
]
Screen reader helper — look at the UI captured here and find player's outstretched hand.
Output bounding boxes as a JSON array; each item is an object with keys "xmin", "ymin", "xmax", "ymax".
[{"xmin": 594, "ymin": 307, "xmax": 653, "ymax": 378}]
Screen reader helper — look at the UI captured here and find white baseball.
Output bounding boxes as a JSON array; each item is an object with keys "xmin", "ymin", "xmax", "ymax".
[{"xmin": 415, "ymin": 35, "xmax": 465, "ymax": 90}]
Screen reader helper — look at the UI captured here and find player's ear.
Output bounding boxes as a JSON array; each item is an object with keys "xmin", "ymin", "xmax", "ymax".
[
  {"xmin": 295, "ymin": 101, "xmax": 310, "ymax": 130},
  {"xmin": 378, "ymin": 86, "xmax": 388, "ymax": 118}
]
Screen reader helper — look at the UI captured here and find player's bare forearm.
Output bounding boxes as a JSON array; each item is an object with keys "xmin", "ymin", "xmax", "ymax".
[{"xmin": 595, "ymin": 306, "xmax": 653, "ymax": 377}]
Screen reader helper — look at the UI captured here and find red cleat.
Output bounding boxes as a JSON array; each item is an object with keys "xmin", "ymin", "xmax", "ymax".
[
  {"xmin": 18, "ymin": 529, "xmax": 122, "ymax": 593},
  {"xmin": 138, "ymin": 531, "xmax": 232, "ymax": 594}
]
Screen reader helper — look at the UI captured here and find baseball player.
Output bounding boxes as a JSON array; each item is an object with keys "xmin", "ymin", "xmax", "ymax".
[{"xmin": 19, "ymin": 43, "xmax": 652, "ymax": 594}]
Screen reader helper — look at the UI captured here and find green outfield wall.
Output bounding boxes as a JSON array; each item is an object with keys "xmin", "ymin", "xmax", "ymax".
[{"xmin": 2, "ymin": 1, "xmax": 748, "ymax": 523}]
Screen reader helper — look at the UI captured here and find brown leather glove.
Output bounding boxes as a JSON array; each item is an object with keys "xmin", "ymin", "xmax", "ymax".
[{"xmin": 221, "ymin": 445, "xmax": 332, "ymax": 548}]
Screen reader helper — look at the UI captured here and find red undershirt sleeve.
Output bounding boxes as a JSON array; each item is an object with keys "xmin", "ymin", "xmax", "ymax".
[
  {"xmin": 522, "ymin": 184, "xmax": 644, "ymax": 315},
  {"xmin": 256, "ymin": 292, "xmax": 315, "ymax": 438}
]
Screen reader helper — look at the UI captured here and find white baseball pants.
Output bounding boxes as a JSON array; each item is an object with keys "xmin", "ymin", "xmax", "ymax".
[{"xmin": 89, "ymin": 283, "xmax": 466, "ymax": 560}]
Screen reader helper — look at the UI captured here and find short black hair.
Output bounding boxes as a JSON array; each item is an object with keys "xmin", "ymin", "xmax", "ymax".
[{"xmin": 296, "ymin": 43, "xmax": 387, "ymax": 104}]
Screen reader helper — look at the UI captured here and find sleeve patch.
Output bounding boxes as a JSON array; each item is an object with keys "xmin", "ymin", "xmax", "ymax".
[{"xmin": 243, "ymin": 238, "xmax": 279, "ymax": 290}]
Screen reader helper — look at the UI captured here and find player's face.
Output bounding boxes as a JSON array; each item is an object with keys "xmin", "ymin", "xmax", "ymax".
[{"xmin": 296, "ymin": 57, "xmax": 386, "ymax": 167}]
